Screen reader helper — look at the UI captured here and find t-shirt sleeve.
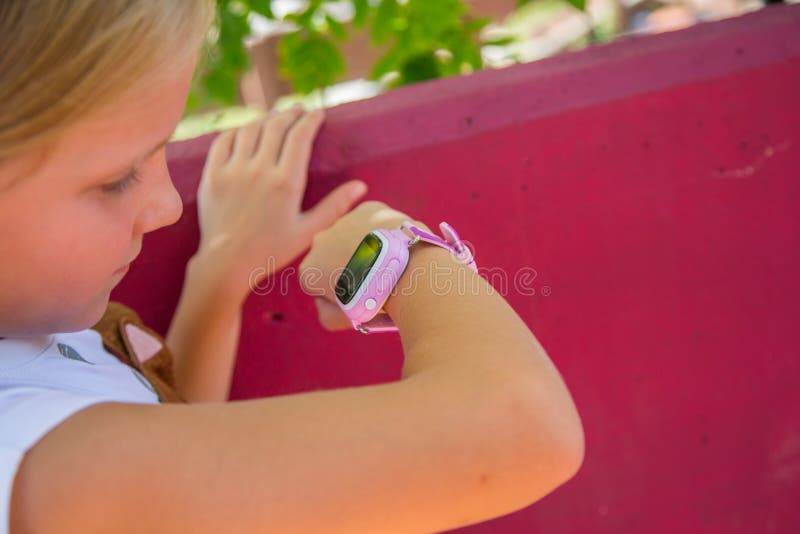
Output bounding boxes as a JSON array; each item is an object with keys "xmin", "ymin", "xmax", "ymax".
[{"xmin": 0, "ymin": 387, "xmax": 117, "ymax": 534}]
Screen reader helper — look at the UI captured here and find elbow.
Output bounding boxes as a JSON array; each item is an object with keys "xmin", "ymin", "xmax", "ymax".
[
  {"xmin": 452, "ymin": 371, "xmax": 584, "ymax": 524},
  {"xmin": 551, "ymin": 410, "xmax": 585, "ymax": 485},
  {"xmin": 503, "ymin": 370, "xmax": 586, "ymax": 491},
  {"xmin": 544, "ymin": 383, "xmax": 585, "ymax": 481}
]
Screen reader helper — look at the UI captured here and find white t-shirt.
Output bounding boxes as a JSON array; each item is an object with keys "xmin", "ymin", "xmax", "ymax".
[{"xmin": 0, "ymin": 329, "xmax": 159, "ymax": 533}]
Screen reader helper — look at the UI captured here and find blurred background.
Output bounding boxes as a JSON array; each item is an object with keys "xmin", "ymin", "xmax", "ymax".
[{"xmin": 174, "ymin": 0, "xmax": 793, "ymax": 140}]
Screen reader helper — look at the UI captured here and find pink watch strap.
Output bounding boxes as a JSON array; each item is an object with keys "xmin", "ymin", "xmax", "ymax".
[
  {"xmin": 400, "ymin": 221, "xmax": 477, "ymax": 272},
  {"xmin": 358, "ymin": 221, "xmax": 477, "ymax": 333},
  {"xmin": 355, "ymin": 312, "xmax": 397, "ymax": 334}
]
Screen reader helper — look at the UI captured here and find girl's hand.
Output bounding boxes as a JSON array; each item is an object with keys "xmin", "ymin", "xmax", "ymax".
[
  {"xmin": 299, "ymin": 201, "xmax": 428, "ymax": 331},
  {"xmin": 195, "ymin": 105, "xmax": 368, "ymax": 301}
]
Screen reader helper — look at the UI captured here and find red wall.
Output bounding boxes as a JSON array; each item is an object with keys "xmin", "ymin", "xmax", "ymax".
[{"xmin": 113, "ymin": 5, "xmax": 800, "ymax": 532}]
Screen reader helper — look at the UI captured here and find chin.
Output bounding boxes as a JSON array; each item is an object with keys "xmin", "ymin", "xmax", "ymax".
[
  {"xmin": 0, "ymin": 288, "xmax": 112, "ymax": 337},
  {"xmin": 53, "ymin": 292, "xmax": 112, "ymax": 334}
]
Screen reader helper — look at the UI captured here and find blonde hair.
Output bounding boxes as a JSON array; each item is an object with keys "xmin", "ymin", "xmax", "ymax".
[{"xmin": 0, "ymin": 1, "xmax": 216, "ymax": 163}]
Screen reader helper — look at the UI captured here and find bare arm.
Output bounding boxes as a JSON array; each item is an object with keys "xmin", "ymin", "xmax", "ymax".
[
  {"xmin": 388, "ymin": 244, "xmax": 585, "ymax": 524},
  {"xmin": 11, "ymin": 243, "xmax": 584, "ymax": 534},
  {"xmin": 165, "ymin": 252, "xmax": 246, "ymax": 403}
]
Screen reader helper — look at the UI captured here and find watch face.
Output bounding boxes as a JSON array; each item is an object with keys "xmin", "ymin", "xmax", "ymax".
[{"xmin": 336, "ymin": 232, "xmax": 383, "ymax": 305}]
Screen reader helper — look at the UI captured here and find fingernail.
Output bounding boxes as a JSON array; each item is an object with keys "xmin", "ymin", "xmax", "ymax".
[{"xmin": 351, "ymin": 181, "xmax": 367, "ymax": 199}]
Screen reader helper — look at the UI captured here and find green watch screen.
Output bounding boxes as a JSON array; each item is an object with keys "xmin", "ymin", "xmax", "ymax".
[{"xmin": 335, "ymin": 233, "xmax": 383, "ymax": 305}]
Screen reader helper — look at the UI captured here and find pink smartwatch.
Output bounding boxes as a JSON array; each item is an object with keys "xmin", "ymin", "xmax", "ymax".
[{"xmin": 334, "ymin": 221, "xmax": 477, "ymax": 334}]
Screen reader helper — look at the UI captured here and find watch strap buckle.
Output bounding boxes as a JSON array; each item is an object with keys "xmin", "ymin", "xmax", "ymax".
[{"xmin": 400, "ymin": 221, "xmax": 476, "ymax": 269}]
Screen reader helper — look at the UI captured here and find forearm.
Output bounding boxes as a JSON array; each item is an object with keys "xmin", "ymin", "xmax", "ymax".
[
  {"xmin": 385, "ymin": 246, "xmax": 584, "ymax": 460},
  {"xmin": 165, "ymin": 253, "xmax": 246, "ymax": 403},
  {"xmin": 386, "ymin": 246, "xmax": 548, "ymax": 380}
]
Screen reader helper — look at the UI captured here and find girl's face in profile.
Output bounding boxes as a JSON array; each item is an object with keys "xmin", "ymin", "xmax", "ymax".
[{"xmin": 0, "ymin": 57, "xmax": 197, "ymax": 337}]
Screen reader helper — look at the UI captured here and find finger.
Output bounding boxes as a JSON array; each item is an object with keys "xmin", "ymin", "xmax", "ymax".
[
  {"xmin": 298, "ymin": 254, "xmax": 329, "ymax": 297},
  {"xmin": 230, "ymin": 120, "xmax": 264, "ymax": 163},
  {"xmin": 253, "ymin": 106, "xmax": 305, "ymax": 168},
  {"xmin": 276, "ymin": 108, "xmax": 325, "ymax": 176},
  {"xmin": 299, "ymin": 180, "xmax": 368, "ymax": 237},
  {"xmin": 314, "ymin": 297, "xmax": 352, "ymax": 331},
  {"xmin": 205, "ymin": 129, "xmax": 236, "ymax": 169}
]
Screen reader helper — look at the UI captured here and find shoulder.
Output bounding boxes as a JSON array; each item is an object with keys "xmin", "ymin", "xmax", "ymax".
[{"xmin": 1, "ymin": 386, "xmax": 121, "ymax": 534}]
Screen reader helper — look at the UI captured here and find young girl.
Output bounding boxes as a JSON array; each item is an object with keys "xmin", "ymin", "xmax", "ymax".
[{"xmin": 0, "ymin": 2, "xmax": 584, "ymax": 533}]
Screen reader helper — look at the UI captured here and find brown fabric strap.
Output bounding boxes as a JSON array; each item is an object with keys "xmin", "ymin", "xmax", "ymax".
[{"xmin": 90, "ymin": 301, "xmax": 186, "ymax": 403}]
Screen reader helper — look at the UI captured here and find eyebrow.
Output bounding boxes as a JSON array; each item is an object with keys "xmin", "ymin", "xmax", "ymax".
[
  {"xmin": 94, "ymin": 135, "xmax": 172, "ymax": 185},
  {"xmin": 139, "ymin": 135, "xmax": 172, "ymax": 162}
]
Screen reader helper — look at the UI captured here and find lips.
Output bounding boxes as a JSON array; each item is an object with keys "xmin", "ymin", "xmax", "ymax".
[{"xmin": 116, "ymin": 246, "xmax": 141, "ymax": 274}]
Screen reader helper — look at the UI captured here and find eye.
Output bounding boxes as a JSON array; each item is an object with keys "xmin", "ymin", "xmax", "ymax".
[{"xmin": 102, "ymin": 167, "xmax": 141, "ymax": 195}]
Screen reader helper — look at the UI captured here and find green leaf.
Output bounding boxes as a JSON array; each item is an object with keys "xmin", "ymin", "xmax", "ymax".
[
  {"xmin": 278, "ymin": 33, "xmax": 345, "ymax": 93},
  {"xmin": 399, "ymin": 53, "xmax": 440, "ymax": 84},
  {"xmin": 203, "ymin": 66, "xmax": 239, "ymax": 104},
  {"xmin": 353, "ymin": 0, "xmax": 369, "ymax": 28},
  {"xmin": 371, "ymin": 0, "xmax": 399, "ymax": 45},
  {"xmin": 463, "ymin": 46, "xmax": 483, "ymax": 70},
  {"xmin": 369, "ymin": 46, "xmax": 404, "ymax": 79},
  {"xmin": 219, "ymin": 8, "xmax": 250, "ymax": 41},
  {"xmin": 405, "ymin": 0, "xmax": 464, "ymax": 48},
  {"xmin": 463, "ymin": 16, "xmax": 491, "ymax": 33},
  {"xmin": 561, "ymin": 0, "xmax": 586, "ymax": 10},
  {"xmin": 519, "ymin": 0, "xmax": 585, "ymax": 9},
  {"xmin": 326, "ymin": 14, "xmax": 348, "ymax": 41},
  {"xmin": 184, "ymin": 87, "xmax": 201, "ymax": 113},
  {"xmin": 286, "ymin": 3, "xmax": 316, "ymax": 29},
  {"xmin": 248, "ymin": 0, "xmax": 274, "ymax": 18},
  {"xmin": 218, "ymin": 9, "xmax": 251, "ymax": 65},
  {"xmin": 482, "ymin": 36, "xmax": 516, "ymax": 46}
]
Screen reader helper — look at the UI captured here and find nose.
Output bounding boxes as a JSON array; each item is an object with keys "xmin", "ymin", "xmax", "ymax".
[{"xmin": 133, "ymin": 159, "xmax": 183, "ymax": 235}]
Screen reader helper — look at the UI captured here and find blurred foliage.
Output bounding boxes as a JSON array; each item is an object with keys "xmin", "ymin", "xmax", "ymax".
[
  {"xmin": 188, "ymin": 0, "xmax": 585, "ymax": 112},
  {"xmin": 518, "ymin": 0, "xmax": 585, "ymax": 11}
]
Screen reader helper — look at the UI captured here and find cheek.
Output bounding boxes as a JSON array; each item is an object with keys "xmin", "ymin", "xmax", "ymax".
[
  {"xmin": 69, "ymin": 197, "xmax": 136, "ymax": 272},
  {"xmin": 5, "ymin": 190, "xmax": 133, "ymax": 285},
  {"xmin": 0, "ymin": 189, "xmax": 136, "ymax": 333}
]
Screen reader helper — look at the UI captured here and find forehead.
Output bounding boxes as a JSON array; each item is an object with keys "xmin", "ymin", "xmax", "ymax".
[
  {"xmin": 51, "ymin": 64, "xmax": 196, "ymax": 176},
  {"xmin": 0, "ymin": 60, "xmax": 196, "ymax": 193}
]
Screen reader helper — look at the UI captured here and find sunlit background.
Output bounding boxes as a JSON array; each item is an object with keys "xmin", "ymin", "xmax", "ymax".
[{"xmin": 174, "ymin": 0, "xmax": 793, "ymax": 140}]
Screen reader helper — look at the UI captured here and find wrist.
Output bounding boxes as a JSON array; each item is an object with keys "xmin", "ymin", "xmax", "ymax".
[
  {"xmin": 185, "ymin": 250, "xmax": 250, "ymax": 309},
  {"xmin": 383, "ymin": 244, "xmax": 468, "ymax": 324}
]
